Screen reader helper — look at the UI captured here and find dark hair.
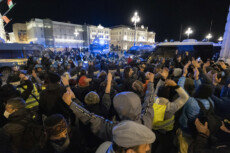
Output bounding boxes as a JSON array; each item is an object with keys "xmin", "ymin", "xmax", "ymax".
[
  {"xmin": 79, "ymin": 69, "xmax": 86, "ymax": 77},
  {"xmin": 112, "ymin": 142, "xmax": 139, "ymax": 153},
  {"xmin": 184, "ymin": 78, "xmax": 195, "ymax": 96},
  {"xmin": 124, "ymin": 66, "xmax": 132, "ymax": 79},
  {"xmin": 157, "ymin": 86, "xmax": 170, "ymax": 99},
  {"xmin": 48, "ymin": 72, "xmax": 61, "ymax": 84},
  {"xmin": 193, "ymin": 84, "xmax": 213, "ymax": 99}
]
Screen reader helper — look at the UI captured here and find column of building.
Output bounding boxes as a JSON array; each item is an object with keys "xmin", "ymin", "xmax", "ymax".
[
  {"xmin": 0, "ymin": 13, "xmax": 6, "ymax": 42},
  {"xmin": 220, "ymin": 6, "xmax": 230, "ymax": 63}
]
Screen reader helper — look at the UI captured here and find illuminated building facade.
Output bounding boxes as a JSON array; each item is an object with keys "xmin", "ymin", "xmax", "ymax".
[
  {"xmin": 85, "ymin": 24, "xmax": 111, "ymax": 46},
  {"xmin": 111, "ymin": 25, "xmax": 155, "ymax": 50},
  {"xmin": 14, "ymin": 19, "xmax": 155, "ymax": 50},
  {"xmin": 26, "ymin": 18, "xmax": 84, "ymax": 48}
]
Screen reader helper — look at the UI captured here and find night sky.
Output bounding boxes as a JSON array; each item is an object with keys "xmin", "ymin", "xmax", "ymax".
[{"xmin": 0, "ymin": 0, "xmax": 229, "ymax": 42}]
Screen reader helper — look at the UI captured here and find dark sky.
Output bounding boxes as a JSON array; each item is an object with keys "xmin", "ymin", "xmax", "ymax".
[{"xmin": 1, "ymin": 0, "xmax": 229, "ymax": 41}]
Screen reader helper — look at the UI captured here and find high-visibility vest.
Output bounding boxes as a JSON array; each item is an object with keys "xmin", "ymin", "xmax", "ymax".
[
  {"xmin": 152, "ymin": 99, "xmax": 175, "ymax": 131},
  {"xmin": 17, "ymin": 84, "xmax": 40, "ymax": 109}
]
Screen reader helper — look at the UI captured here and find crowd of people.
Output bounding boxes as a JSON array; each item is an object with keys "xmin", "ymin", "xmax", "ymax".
[{"xmin": 0, "ymin": 50, "xmax": 230, "ymax": 153}]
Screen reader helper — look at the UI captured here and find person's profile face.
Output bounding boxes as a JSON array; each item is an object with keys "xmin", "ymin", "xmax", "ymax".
[{"xmin": 50, "ymin": 128, "xmax": 68, "ymax": 141}]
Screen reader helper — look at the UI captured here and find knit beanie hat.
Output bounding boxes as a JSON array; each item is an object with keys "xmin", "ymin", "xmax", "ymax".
[
  {"xmin": 84, "ymin": 91, "xmax": 100, "ymax": 105},
  {"xmin": 44, "ymin": 114, "xmax": 67, "ymax": 136}
]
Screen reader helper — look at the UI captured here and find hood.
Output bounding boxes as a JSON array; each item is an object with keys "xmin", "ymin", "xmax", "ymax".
[
  {"xmin": 113, "ymin": 92, "xmax": 141, "ymax": 121},
  {"xmin": 157, "ymin": 97, "xmax": 169, "ymax": 105}
]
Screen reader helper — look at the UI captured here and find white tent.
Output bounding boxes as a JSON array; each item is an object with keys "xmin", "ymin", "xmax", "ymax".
[
  {"xmin": 220, "ymin": 6, "xmax": 230, "ymax": 63},
  {"xmin": 0, "ymin": 13, "xmax": 6, "ymax": 42}
]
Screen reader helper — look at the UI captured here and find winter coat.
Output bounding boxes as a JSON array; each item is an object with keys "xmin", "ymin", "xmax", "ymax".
[
  {"xmin": 178, "ymin": 77, "xmax": 215, "ymax": 135},
  {"xmin": 211, "ymin": 95, "xmax": 230, "ymax": 120},
  {"xmin": 2, "ymin": 108, "xmax": 33, "ymax": 153},
  {"xmin": 155, "ymin": 79, "xmax": 189, "ymax": 121},
  {"xmin": 188, "ymin": 133, "xmax": 230, "ymax": 153},
  {"xmin": 39, "ymin": 83, "xmax": 75, "ymax": 125}
]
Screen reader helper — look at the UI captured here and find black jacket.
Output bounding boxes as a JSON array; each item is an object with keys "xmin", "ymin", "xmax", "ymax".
[
  {"xmin": 3, "ymin": 108, "xmax": 33, "ymax": 153},
  {"xmin": 72, "ymin": 86, "xmax": 92, "ymax": 103},
  {"xmin": 189, "ymin": 133, "xmax": 230, "ymax": 153},
  {"xmin": 34, "ymin": 127, "xmax": 84, "ymax": 153}
]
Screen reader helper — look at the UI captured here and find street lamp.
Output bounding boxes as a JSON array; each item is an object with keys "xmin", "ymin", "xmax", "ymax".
[
  {"xmin": 74, "ymin": 30, "xmax": 79, "ymax": 36},
  {"xmin": 206, "ymin": 33, "xmax": 212, "ymax": 42},
  {"xmin": 185, "ymin": 27, "xmax": 193, "ymax": 39},
  {"xmin": 131, "ymin": 11, "xmax": 140, "ymax": 46},
  {"xmin": 218, "ymin": 36, "xmax": 223, "ymax": 42}
]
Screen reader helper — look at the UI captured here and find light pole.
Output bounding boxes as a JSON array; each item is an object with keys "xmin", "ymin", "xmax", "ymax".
[
  {"xmin": 206, "ymin": 33, "xmax": 212, "ymax": 42},
  {"xmin": 185, "ymin": 27, "xmax": 193, "ymax": 39},
  {"xmin": 74, "ymin": 30, "xmax": 79, "ymax": 37},
  {"xmin": 131, "ymin": 11, "xmax": 140, "ymax": 46},
  {"xmin": 218, "ymin": 36, "xmax": 223, "ymax": 42}
]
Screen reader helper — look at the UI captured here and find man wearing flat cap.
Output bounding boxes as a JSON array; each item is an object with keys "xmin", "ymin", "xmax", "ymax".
[{"xmin": 96, "ymin": 121, "xmax": 156, "ymax": 153}]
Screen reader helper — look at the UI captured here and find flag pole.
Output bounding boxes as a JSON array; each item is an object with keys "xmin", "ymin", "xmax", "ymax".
[
  {"xmin": 4, "ymin": 19, "xmax": 12, "ymax": 28},
  {"xmin": 3, "ymin": 3, "xmax": 16, "ymax": 16}
]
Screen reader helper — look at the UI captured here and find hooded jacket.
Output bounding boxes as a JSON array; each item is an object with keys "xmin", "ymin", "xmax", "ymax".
[
  {"xmin": 3, "ymin": 108, "xmax": 32, "ymax": 153},
  {"xmin": 69, "ymin": 81, "xmax": 155, "ymax": 141}
]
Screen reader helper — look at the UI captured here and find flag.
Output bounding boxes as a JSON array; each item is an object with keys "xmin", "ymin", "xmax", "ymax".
[
  {"xmin": 2, "ymin": 16, "xmax": 10, "ymax": 24},
  {"xmin": 7, "ymin": 0, "xmax": 14, "ymax": 9}
]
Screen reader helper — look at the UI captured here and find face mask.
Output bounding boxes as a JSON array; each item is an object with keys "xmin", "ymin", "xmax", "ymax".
[
  {"xmin": 4, "ymin": 111, "xmax": 10, "ymax": 119},
  {"xmin": 51, "ymin": 134, "xmax": 70, "ymax": 152},
  {"xmin": 51, "ymin": 137, "xmax": 67, "ymax": 146},
  {"xmin": 51, "ymin": 133, "xmax": 69, "ymax": 146}
]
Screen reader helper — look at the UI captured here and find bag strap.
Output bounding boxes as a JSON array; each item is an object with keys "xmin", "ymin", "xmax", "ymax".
[
  {"xmin": 196, "ymin": 99, "xmax": 208, "ymax": 114},
  {"xmin": 20, "ymin": 86, "xmax": 39, "ymax": 102},
  {"xmin": 207, "ymin": 98, "xmax": 214, "ymax": 113}
]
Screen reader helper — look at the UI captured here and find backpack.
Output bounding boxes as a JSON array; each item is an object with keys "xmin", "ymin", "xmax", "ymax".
[{"xmin": 196, "ymin": 99, "xmax": 222, "ymax": 134}]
